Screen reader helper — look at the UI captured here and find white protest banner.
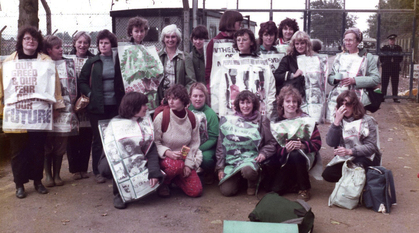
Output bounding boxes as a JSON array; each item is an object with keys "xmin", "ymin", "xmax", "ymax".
[
  {"xmin": 217, "ymin": 55, "xmax": 276, "ymax": 118},
  {"xmin": 52, "ymin": 59, "xmax": 78, "ymax": 134},
  {"xmin": 3, "ymin": 100, "xmax": 53, "ymax": 130},
  {"xmin": 118, "ymin": 43, "xmax": 163, "ymax": 111},
  {"xmin": 209, "ymin": 39, "xmax": 238, "ymax": 113},
  {"xmin": 68, "ymin": 55, "xmax": 89, "ymax": 78},
  {"xmin": 297, "ymin": 54, "xmax": 328, "ymax": 123},
  {"xmin": 98, "ymin": 115, "xmax": 162, "ymax": 203},
  {"xmin": 259, "ymin": 50, "xmax": 284, "ymax": 74},
  {"xmin": 2, "ymin": 59, "xmax": 57, "ymax": 130}
]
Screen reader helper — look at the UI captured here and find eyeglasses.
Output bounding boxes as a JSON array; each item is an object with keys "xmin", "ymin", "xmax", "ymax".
[
  {"xmin": 343, "ymin": 39, "xmax": 355, "ymax": 44},
  {"xmin": 23, "ymin": 37, "xmax": 36, "ymax": 42}
]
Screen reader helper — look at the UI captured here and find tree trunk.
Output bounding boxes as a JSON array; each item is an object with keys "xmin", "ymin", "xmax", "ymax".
[{"xmin": 18, "ymin": 0, "xmax": 39, "ymax": 30}]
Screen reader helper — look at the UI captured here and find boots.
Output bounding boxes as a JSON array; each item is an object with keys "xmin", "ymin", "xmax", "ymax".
[
  {"xmin": 53, "ymin": 154, "xmax": 64, "ymax": 186},
  {"xmin": 44, "ymin": 156, "xmax": 55, "ymax": 187}
]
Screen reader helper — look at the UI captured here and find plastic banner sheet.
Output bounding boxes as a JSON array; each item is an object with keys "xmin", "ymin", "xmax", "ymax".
[
  {"xmin": 2, "ymin": 59, "xmax": 56, "ymax": 130},
  {"xmin": 118, "ymin": 43, "xmax": 163, "ymax": 111},
  {"xmin": 191, "ymin": 110, "xmax": 209, "ymax": 145},
  {"xmin": 99, "ymin": 115, "xmax": 162, "ymax": 203},
  {"xmin": 259, "ymin": 50, "xmax": 284, "ymax": 74},
  {"xmin": 217, "ymin": 56, "xmax": 276, "ymax": 118},
  {"xmin": 218, "ymin": 115, "xmax": 261, "ymax": 184}
]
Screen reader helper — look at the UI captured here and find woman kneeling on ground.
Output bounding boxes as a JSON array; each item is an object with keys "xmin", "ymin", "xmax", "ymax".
[
  {"xmin": 322, "ymin": 90, "xmax": 381, "ymax": 182},
  {"xmin": 216, "ymin": 90, "xmax": 276, "ymax": 196}
]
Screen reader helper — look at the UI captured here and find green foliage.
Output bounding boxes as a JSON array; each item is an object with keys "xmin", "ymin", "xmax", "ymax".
[{"xmin": 310, "ymin": 0, "xmax": 357, "ymax": 46}]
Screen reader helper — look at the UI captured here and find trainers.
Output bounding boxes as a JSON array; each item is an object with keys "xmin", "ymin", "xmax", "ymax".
[
  {"xmin": 81, "ymin": 172, "xmax": 90, "ymax": 179},
  {"xmin": 73, "ymin": 173, "xmax": 83, "ymax": 180},
  {"xmin": 113, "ymin": 194, "xmax": 127, "ymax": 209},
  {"xmin": 95, "ymin": 174, "xmax": 106, "ymax": 183},
  {"xmin": 157, "ymin": 184, "xmax": 170, "ymax": 197},
  {"xmin": 297, "ymin": 190, "xmax": 311, "ymax": 201}
]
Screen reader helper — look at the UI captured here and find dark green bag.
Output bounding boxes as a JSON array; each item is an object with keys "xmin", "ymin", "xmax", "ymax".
[{"xmin": 248, "ymin": 192, "xmax": 314, "ymax": 233}]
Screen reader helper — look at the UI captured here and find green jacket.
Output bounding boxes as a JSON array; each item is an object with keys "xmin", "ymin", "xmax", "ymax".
[
  {"xmin": 157, "ymin": 49, "xmax": 195, "ymax": 103},
  {"xmin": 78, "ymin": 54, "xmax": 125, "ymax": 114}
]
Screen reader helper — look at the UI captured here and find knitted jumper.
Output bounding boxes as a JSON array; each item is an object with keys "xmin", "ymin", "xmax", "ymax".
[{"xmin": 153, "ymin": 108, "xmax": 202, "ymax": 169}]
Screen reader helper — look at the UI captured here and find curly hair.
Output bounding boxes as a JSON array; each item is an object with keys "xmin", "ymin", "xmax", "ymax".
[
  {"xmin": 16, "ymin": 26, "xmax": 44, "ymax": 55},
  {"xmin": 96, "ymin": 29, "xmax": 118, "ymax": 48},
  {"xmin": 278, "ymin": 18, "xmax": 299, "ymax": 40},
  {"xmin": 127, "ymin": 16, "xmax": 149, "ymax": 37},
  {"xmin": 219, "ymin": 10, "xmax": 243, "ymax": 32},
  {"xmin": 336, "ymin": 90, "xmax": 365, "ymax": 120},
  {"xmin": 287, "ymin": 31, "xmax": 313, "ymax": 56},
  {"xmin": 276, "ymin": 85, "xmax": 303, "ymax": 117},
  {"xmin": 233, "ymin": 29, "xmax": 257, "ymax": 53},
  {"xmin": 190, "ymin": 25, "xmax": 209, "ymax": 40},
  {"xmin": 258, "ymin": 21, "xmax": 278, "ymax": 46},
  {"xmin": 233, "ymin": 90, "xmax": 260, "ymax": 114},
  {"xmin": 189, "ymin": 82, "xmax": 209, "ymax": 106},
  {"xmin": 119, "ymin": 92, "xmax": 149, "ymax": 119},
  {"xmin": 43, "ymin": 35, "xmax": 62, "ymax": 55},
  {"xmin": 165, "ymin": 84, "xmax": 190, "ymax": 106}
]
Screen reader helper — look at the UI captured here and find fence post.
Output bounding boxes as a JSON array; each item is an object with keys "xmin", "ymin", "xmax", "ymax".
[{"xmin": 0, "ymin": 26, "xmax": 7, "ymax": 56}]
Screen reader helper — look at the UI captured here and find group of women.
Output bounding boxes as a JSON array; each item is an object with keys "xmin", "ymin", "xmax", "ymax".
[{"xmin": 0, "ymin": 10, "xmax": 381, "ymax": 211}]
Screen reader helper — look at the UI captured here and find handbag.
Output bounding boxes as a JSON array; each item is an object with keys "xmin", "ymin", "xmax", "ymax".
[
  {"xmin": 364, "ymin": 88, "xmax": 383, "ymax": 113},
  {"xmin": 74, "ymin": 63, "xmax": 94, "ymax": 113},
  {"xmin": 328, "ymin": 160, "xmax": 366, "ymax": 210}
]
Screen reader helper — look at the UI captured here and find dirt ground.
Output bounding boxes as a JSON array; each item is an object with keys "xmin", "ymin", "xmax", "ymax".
[{"xmin": 1, "ymin": 77, "xmax": 419, "ymax": 232}]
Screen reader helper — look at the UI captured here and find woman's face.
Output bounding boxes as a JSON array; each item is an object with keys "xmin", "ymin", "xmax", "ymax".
[
  {"xmin": 164, "ymin": 32, "xmax": 178, "ymax": 49},
  {"xmin": 295, "ymin": 40, "xmax": 307, "ymax": 54},
  {"xmin": 99, "ymin": 38, "xmax": 112, "ymax": 56},
  {"xmin": 283, "ymin": 95, "xmax": 298, "ymax": 115},
  {"xmin": 282, "ymin": 25, "xmax": 294, "ymax": 42},
  {"xmin": 342, "ymin": 97, "xmax": 354, "ymax": 117},
  {"xmin": 343, "ymin": 33, "xmax": 360, "ymax": 53},
  {"xmin": 47, "ymin": 44, "xmax": 63, "ymax": 61},
  {"xmin": 134, "ymin": 104, "xmax": 148, "ymax": 118},
  {"xmin": 75, "ymin": 36, "xmax": 90, "ymax": 57},
  {"xmin": 236, "ymin": 33, "xmax": 253, "ymax": 54},
  {"xmin": 168, "ymin": 95, "xmax": 184, "ymax": 111},
  {"xmin": 190, "ymin": 88, "xmax": 205, "ymax": 109},
  {"xmin": 239, "ymin": 98, "xmax": 254, "ymax": 117},
  {"xmin": 132, "ymin": 26, "xmax": 146, "ymax": 44},
  {"xmin": 22, "ymin": 33, "xmax": 38, "ymax": 55},
  {"xmin": 262, "ymin": 32, "xmax": 275, "ymax": 48},
  {"xmin": 192, "ymin": 37, "xmax": 204, "ymax": 51}
]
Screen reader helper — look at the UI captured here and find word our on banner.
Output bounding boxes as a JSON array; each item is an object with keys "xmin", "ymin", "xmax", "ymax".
[
  {"xmin": 209, "ymin": 39, "xmax": 238, "ymax": 114},
  {"xmin": 259, "ymin": 51, "xmax": 285, "ymax": 74},
  {"xmin": 2, "ymin": 59, "xmax": 56, "ymax": 105},
  {"xmin": 98, "ymin": 116, "xmax": 161, "ymax": 203},
  {"xmin": 118, "ymin": 43, "xmax": 164, "ymax": 111}
]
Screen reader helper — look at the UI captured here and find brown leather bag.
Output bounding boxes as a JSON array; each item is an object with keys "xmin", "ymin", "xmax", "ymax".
[{"xmin": 74, "ymin": 63, "xmax": 94, "ymax": 113}]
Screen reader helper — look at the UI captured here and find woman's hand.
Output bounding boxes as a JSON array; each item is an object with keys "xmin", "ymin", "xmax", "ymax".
[
  {"xmin": 218, "ymin": 170, "xmax": 225, "ymax": 181},
  {"xmin": 183, "ymin": 166, "xmax": 192, "ymax": 178},
  {"xmin": 293, "ymin": 69, "xmax": 303, "ymax": 78},
  {"xmin": 254, "ymin": 154, "xmax": 266, "ymax": 163},
  {"xmin": 334, "ymin": 105, "xmax": 347, "ymax": 126},
  {"xmin": 149, "ymin": 178, "xmax": 159, "ymax": 188},
  {"xmin": 165, "ymin": 150, "xmax": 183, "ymax": 160},
  {"xmin": 285, "ymin": 139, "xmax": 305, "ymax": 152},
  {"xmin": 334, "ymin": 146, "xmax": 352, "ymax": 156},
  {"xmin": 341, "ymin": 77, "xmax": 355, "ymax": 86}
]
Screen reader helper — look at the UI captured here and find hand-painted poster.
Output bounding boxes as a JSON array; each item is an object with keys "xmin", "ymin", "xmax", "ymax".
[
  {"xmin": 118, "ymin": 43, "xmax": 163, "ymax": 111},
  {"xmin": 2, "ymin": 59, "xmax": 56, "ymax": 130},
  {"xmin": 218, "ymin": 115, "xmax": 261, "ymax": 184},
  {"xmin": 270, "ymin": 116, "xmax": 317, "ymax": 170},
  {"xmin": 209, "ymin": 39, "xmax": 238, "ymax": 114},
  {"xmin": 326, "ymin": 53, "xmax": 367, "ymax": 123},
  {"xmin": 259, "ymin": 50, "xmax": 284, "ymax": 74},
  {"xmin": 217, "ymin": 55, "xmax": 276, "ymax": 118},
  {"xmin": 297, "ymin": 54, "xmax": 328, "ymax": 123},
  {"xmin": 98, "ymin": 115, "xmax": 162, "ymax": 203},
  {"xmin": 52, "ymin": 59, "xmax": 78, "ymax": 134},
  {"xmin": 191, "ymin": 110, "xmax": 209, "ymax": 145}
]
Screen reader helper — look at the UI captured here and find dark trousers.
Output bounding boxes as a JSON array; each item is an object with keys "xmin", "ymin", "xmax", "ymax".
[
  {"xmin": 8, "ymin": 132, "xmax": 48, "ymax": 185},
  {"xmin": 322, "ymin": 154, "xmax": 381, "ymax": 183},
  {"xmin": 270, "ymin": 151, "xmax": 312, "ymax": 194},
  {"xmin": 381, "ymin": 69, "xmax": 400, "ymax": 98},
  {"xmin": 67, "ymin": 127, "xmax": 93, "ymax": 173},
  {"xmin": 89, "ymin": 105, "xmax": 118, "ymax": 175}
]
